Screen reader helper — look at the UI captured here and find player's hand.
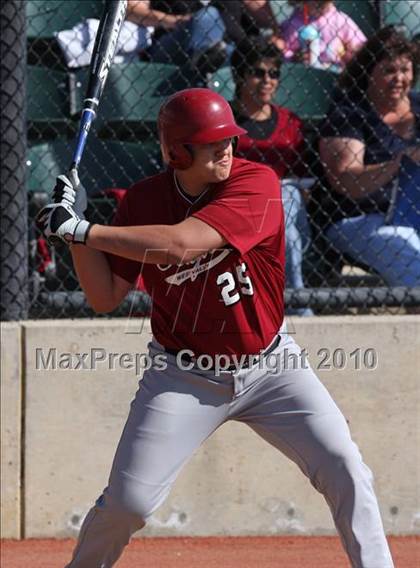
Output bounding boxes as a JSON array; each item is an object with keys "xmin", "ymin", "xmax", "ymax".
[
  {"xmin": 52, "ymin": 169, "xmax": 88, "ymax": 219},
  {"xmin": 36, "ymin": 203, "xmax": 91, "ymax": 245}
]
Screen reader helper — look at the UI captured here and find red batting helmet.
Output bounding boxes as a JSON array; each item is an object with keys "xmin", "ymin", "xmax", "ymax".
[{"xmin": 158, "ymin": 88, "xmax": 247, "ymax": 170}]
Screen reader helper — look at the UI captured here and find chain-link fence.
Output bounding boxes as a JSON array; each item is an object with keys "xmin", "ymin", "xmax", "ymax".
[
  {"xmin": 2, "ymin": 0, "xmax": 420, "ymax": 319},
  {"xmin": 1, "ymin": 0, "xmax": 28, "ymax": 320}
]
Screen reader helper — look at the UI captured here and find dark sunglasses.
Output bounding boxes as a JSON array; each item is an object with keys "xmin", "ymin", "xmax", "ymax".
[{"xmin": 249, "ymin": 67, "xmax": 281, "ymax": 80}]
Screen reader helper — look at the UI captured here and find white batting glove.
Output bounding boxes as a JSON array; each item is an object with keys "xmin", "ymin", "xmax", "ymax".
[
  {"xmin": 36, "ymin": 202, "xmax": 91, "ymax": 245},
  {"xmin": 52, "ymin": 169, "xmax": 87, "ymax": 219}
]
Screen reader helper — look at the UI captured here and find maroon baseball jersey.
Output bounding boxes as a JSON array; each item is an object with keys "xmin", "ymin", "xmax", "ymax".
[{"xmin": 107, "ymin": 158, "xmax": 285, "ymax": 357}]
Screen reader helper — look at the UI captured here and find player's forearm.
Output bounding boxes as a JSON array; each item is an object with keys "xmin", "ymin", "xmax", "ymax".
[
  {"xmin": 86, "ymin": 223, "xmax": 193, "ymax": 265},
  {"xmin": 70, "ymin": 245, "xmax": 121, "ymax": 312}
]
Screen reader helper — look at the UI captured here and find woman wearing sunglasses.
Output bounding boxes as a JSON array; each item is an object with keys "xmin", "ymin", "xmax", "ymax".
[{"xmin": 231, "ymin": 38, "xmax": 313, "ymax": 315}]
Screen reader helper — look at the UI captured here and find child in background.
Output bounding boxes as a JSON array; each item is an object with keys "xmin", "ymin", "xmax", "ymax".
[{"xmin": 274, "ymin": 1, "xmax": 366, "ymax": 72}]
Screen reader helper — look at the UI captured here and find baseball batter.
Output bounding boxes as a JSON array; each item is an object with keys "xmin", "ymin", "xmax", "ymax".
[{"xmin": 37, "ymin": 89, "xmax": 394, "ymax": 568}]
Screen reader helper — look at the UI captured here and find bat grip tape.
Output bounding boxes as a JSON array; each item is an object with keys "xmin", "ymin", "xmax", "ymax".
[{"xmin": 72, "ymin": 108, "xmax": 96, "ymax": 170}]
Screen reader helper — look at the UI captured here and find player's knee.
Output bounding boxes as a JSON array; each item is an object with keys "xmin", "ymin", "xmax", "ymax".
[
  {"xmin": 311, "ymin": 444, "xmax": 373, "ymax": 494},
  {"xmin": 89, "ymin": 491, "xmax": 146, "ymax": 534},
  {"xmin": 102, "ymin": 479, "xmax": 168, "ymax": 522}
]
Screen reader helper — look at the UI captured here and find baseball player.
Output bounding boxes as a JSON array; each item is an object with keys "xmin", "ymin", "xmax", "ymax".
[{"xmin": 37, "ymin": 88, "xmax": 393, "ymax": 568}]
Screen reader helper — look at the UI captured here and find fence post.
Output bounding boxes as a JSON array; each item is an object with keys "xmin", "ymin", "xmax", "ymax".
[{"xmin": 0, "ymin": 0, "xmax": 28, "ymax": 320}]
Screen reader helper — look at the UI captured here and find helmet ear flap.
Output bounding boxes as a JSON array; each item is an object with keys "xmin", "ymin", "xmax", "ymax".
[{"xmin": 168, "ymin": 143, "xmax": 193, "ymax": 170}]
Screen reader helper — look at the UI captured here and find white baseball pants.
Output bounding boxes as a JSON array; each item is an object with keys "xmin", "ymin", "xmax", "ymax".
[{"xmin": 66, "ymin": 334, "xmax": 394, "ymax": 568}]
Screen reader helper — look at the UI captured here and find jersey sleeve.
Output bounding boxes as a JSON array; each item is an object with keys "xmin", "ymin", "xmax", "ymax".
[
  {"xmin": 193, "ymin": 165, "xmax": 283, "ymax": 255},
  {"xmin": 105, "ymin": 190, "xmax": 143, "ymax": 284}
]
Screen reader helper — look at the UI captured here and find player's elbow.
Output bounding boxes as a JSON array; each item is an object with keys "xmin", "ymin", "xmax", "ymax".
[
  {"xmin": 85, "ymin": 292, "xmax": 122, "ymax": 314},
  {"xmin": 166, "ymin": 221, "xmax": 221, "ymax": 265},
  {"xmin": 85, "ymin": 273, "xmax": 130, "ymax": 313},
  {"xmin": 166, "ymin": 237, "xmax": 206, "ymax": 265},
  {"xmin": 88, "ymin": 299, "xmax": 119, "ymax": 314},
  {"xmin": 165, "ymin": 245, "xmax": 189, "ymax": 266}
]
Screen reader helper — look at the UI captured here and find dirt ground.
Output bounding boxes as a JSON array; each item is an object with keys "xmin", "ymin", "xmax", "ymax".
[{"xmin": 1, "ymin": 535, "xmax": 419, "ymax": 567}]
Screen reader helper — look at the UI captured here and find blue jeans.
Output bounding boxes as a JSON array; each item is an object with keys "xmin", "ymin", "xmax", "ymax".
[
  {"xmin": 326, "ymin": 213, "xmax": 420, "ymax": 286},
  {"xmin": 147, "ymin": 6, "xmax": 226, "ymax": 65},
  {"xmin": 282, "ymin": 181, "xmax": 313, "ymax": 316}
]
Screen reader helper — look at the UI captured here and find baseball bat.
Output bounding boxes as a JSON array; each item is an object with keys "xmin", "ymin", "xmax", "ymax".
[
  {"xmin": 70, "ymin": 0, "xmax": 128, "ymax": 173},
  {"xmin": 46, "ymin": 0, "xmax": 127, "ymax": 246}
]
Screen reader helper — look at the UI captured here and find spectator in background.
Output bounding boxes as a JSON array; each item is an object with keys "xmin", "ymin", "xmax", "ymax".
[
  {"xmin": 56, "ymin": 0, "xmax": 281, "ymax": 77},
  {"xmin": 273, "ymin": 0, "xmax": 366, "ymax": 73},
  {"xmin": 56, "ymin": 0, "xmax": 227, "ymax": 74},
  {"xmin": 131, "ymin": 0, "xmax": 284, "ymax": 73},
  {"xmin": 214, "ymin": 0, "xmax": 281, "ymax": 53},
  {"xmin": 231, "ymin": 39, "xmax": 313, "ymax": 315},
  {"xmin": 56, "ymin": 15, "xmax": 151, "ymax": 69},
  {"xmin": 129, "ymin": 1, "xmax": 227, "ymax": 74},
  {"xmin": 318, "ymin": 26, "xmax": 420, "ymax": 286}
]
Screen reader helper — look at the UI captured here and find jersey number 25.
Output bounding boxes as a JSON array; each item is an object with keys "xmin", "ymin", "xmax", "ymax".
[{"xmin": 217, "ymin": 263, "xmax": 254, "ymax": 307}]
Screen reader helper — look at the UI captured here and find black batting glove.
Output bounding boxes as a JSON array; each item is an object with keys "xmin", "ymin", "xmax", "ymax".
[{"xmin": 36, "ymin": 203, "xmax": 91, "ymax": 245}]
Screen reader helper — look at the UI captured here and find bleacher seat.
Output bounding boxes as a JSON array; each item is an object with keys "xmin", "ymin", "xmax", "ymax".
[
  {"xmin": 27, "ymin": 0, "xmax": 104, "ymax": 39},
  {"xmin": 27, "ymin": 0, "xmax": 105, "ymax": 67},
  {"xmin": 383, "ymin": 0, "xmax": 420, "ymax": 38},
  {"xmin": 27, "ymin": 65, "xmax": 72, "ymax": 139},
  {"xmin": 72, "ymin": 62, "xmax": 186, "ymax": 139},
  {"xmin": 209, "ymin": 63, "xmax": 336, "ymax": 122},
  {"xmin": 28, "ymin": 66, "xmax": 69, "ymax": 119},
  {"xmin": 207, "ymin": 66, "xmax": 235, "ymax": 101},
  {"xmin": 335, "ymin": 0, "xmax": 379, "ymax": 37},
  {"xmin": 27, "ymin": 138, "xmax": 163, "ymax": 196},
  {"xmin": 274, "ymin": 64, "xmax": 337, "ymax": 121}
]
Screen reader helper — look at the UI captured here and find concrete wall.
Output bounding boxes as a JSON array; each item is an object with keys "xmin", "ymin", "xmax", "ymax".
[
  {"xmin": 1, "ymin": 323, "xmax": 22, "ymax": 539},
  {"xmin": 1, "ymin": 316, "xmax": 419, "ymax": 538}
]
